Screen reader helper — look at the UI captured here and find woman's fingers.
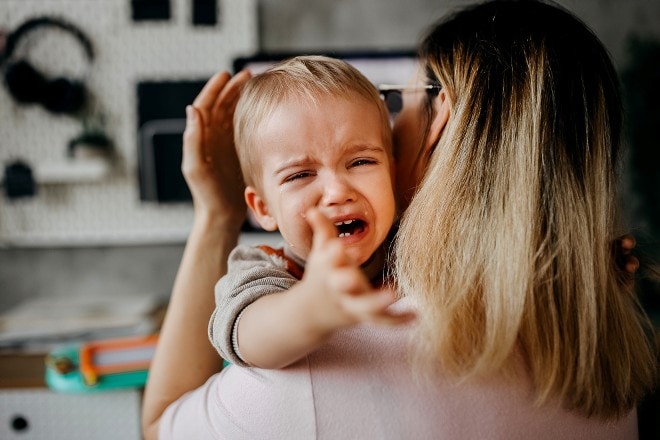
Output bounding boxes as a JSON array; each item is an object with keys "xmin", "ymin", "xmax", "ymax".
[
  {"xmin": 614, "ymin": 234, "xmax": 639, "ymax": 275},
  {"xmin": 619, "ymin": 234, "xmax": 636, "ymax": 252},
  {"xmin": 192, "ymin": 71, "xmax": 232, "ymax": 110},
  {"xmin": 621, "ymin": 235, "xmax": 640, "ymax": 273},
  {"xmin": 211, "ymin": 69, "xmax": 252, "ymax": 125},
  {"xmin": 190, "ymin": 70, "xmax": 251, "ymax": 141},
  {"xmin": 625, "ymin": 257, "xmax": 640, "ymax": 274},
  {"xmin": 181, "ymin": 105, "xmax": 203, "ymax": 177}
]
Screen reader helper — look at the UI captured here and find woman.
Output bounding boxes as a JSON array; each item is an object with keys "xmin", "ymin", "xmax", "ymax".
[
  {"xmin": 392, "ymin": 0, "xmax": 656, "ymax": 419},
  {"xmin": 142, "ymin": 1, "xmax": 655, "ymax": 438}
]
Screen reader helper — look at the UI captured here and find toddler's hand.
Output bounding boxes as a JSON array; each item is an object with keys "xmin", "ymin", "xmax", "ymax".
[{"xmin": 303, "ymin": 208, "xmax": 416, "ymax": 332}]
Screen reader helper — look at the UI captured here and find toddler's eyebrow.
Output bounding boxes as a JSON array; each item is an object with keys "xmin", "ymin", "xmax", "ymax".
[
  {"xmin": 274, "ymin": 157, "xmax": 313, "ymax": 175},
  {"xmin": 274, "ymin": 145, "xmax": 387, "ymax": 175},
  {"xmin": 345, "ymin": 144, "xmax": 388, "ymax": 155}
]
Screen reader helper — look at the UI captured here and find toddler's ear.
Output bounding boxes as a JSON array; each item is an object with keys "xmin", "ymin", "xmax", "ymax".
[{"xmin": 245, "ymin": 187, "xmax": 278, "ymax": 231}]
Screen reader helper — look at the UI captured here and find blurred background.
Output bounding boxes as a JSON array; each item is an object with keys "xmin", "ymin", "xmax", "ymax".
[
  {"xmin": 0, "ymin": 0, "xmax": 658, "ymax": 316},
  {"xmin": 0, "ymin": 2, "xmax": 658, "ymax": 437}
]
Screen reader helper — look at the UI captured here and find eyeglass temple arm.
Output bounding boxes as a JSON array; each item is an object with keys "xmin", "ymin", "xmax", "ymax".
[{"xmin": 378, "ymin": 84, "xmax": 440, "ymax": 91}]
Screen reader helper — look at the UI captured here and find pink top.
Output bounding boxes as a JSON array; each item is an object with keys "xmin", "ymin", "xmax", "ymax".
[{"xmin": 160, "ymin": 299, "xmax": 637, "ymax": 439}]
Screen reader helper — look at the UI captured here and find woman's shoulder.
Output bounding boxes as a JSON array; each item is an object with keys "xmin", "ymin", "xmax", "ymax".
[
  {"xmin": 160, "ymin": 360, "xmax": 317, "ymax": 439},
  {"xmin": 162, "ymin": 308, "xmax": 638, "ymax": 440},
  {"xmin": 306, "ymin": 309, "xmax": 638, "ymax": 440}
]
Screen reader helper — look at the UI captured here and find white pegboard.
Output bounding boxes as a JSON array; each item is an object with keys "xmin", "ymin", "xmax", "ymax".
[
  {"xmin": 0, "ymin": 388, "xmax": 142, "ymax": 440},
  {"xmin": 0, "ymin": 0, "xmax": 257, "ymax": 246}
]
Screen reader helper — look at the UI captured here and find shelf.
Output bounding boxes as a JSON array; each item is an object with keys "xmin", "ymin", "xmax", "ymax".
[{"xmin": 33, "ymin": 158, "xmax": 111, "ymax": 184}]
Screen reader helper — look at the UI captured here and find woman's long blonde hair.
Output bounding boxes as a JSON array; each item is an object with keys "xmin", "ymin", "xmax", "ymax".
[{"xmin": 394, "ymin": 0, "xmax": 656, "ymax": 419}]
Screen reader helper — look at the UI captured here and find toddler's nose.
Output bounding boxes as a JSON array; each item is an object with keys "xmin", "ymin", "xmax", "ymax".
[{"xmin": 320, "ymin": 173, "xmax": 356, "ymax": 206}]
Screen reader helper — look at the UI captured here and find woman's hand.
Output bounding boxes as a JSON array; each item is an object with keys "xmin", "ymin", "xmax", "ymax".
[
  {"xmin": 182, "ymin": 70, "xmax": 252, "ymax": 225},
  {"xmin": 615, "ymin": 234, "xmax": 639, "ymax": 289},
  {"xmin": 142, "ymin": 71, "xmax": 252, "ymax": 439}
]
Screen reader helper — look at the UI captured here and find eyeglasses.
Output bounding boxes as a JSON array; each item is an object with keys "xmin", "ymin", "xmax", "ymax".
[{"xmin": 378, "ymin": 84, "xmax": 442, "ymax": 116}]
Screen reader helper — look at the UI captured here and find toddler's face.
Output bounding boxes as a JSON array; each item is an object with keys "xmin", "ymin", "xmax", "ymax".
[{"xmin": 246, "ymin": 95, "xmax": 395, "ymax": 264}]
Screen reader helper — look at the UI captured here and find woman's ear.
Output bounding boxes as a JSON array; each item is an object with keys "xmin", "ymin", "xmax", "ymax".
[
  {"xmin": 245, "ymin": 186, "xmax": 278, "ymax": 231},
  {"xmin": 425, "ymin": 89, "xmax": 451, "ymax": 153}
]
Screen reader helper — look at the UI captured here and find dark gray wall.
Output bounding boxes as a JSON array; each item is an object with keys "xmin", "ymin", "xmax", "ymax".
[{"xmin": 257, "ymin": 0, "xmax": 660, "ymax": 68}]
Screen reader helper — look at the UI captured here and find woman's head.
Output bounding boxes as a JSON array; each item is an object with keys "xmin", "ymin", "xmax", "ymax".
[
  {"xmin": 394, "ymin": 0, "xmax": 623, "ymax": 207},
  {"xmin": 394, "ymin": 0, "xmax": 655, "ymax": 419}
]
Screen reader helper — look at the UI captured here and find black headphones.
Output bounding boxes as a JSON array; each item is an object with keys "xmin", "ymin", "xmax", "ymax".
[{"xmin": 1, "ymin": 16, "xmax": 95, "ymax": 115}]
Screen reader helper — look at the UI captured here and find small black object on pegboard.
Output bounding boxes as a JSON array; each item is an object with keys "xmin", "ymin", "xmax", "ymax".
[
  {"xmin": 193, "ymin": 0, "xmax": 218, "ymax": 26},
  {"xmin": 3, "ymin": 160, "xmax": 36, "ymax": 199},
  {"xmin": 131, "ymin": 0, "xmax": 171, "ymax": 21}
]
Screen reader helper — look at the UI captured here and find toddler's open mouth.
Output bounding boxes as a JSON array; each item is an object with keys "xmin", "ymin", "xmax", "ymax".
[{"xmin": 334, "ymin": 219, "xmax": 366, "ymax": 238}]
